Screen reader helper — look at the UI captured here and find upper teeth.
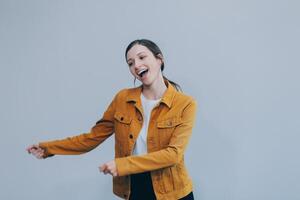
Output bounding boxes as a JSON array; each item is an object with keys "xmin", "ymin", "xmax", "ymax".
[{"xmin": 138, "ymin": 69, "xmax": 147, "ymax": 75}]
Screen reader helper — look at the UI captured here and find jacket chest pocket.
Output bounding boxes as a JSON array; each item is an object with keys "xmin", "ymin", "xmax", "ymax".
[
  {"xmin": 114, "ymin": 112, "xmax": 132, "ymax": 156},
  {"xmin": 157, "ymin": 117, "xmax": 182, "ymax": 147}
]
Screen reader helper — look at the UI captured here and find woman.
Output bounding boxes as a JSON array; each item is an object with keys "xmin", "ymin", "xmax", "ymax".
[{"xmin": 27, "ymin": 39, "xmax": 197, "ymax": 200}]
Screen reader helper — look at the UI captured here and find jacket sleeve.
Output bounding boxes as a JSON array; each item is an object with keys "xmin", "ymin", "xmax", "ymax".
[
  {"xmin": 39, "ymin": 93, "xmax": 118, "ymax": 158},
  {"xmin": 115, "ymin": 99, "xmax": 197, "ymax": 176}
]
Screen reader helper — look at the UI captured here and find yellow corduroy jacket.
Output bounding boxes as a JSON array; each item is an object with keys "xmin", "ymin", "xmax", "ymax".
[{"xmin": 39, "ymin": 81, "xmax": 197, "ymax": 200}]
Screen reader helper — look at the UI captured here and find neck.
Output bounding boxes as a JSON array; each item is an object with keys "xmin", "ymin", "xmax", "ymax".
[{"xmin": 142, "ymin": 75, "xmax": 167, "ymax": 100}]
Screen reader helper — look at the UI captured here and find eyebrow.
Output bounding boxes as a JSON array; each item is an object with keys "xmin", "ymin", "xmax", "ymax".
[{"xmin": 127, "ymin": 51, "xmax": 146, "ymax": 62}]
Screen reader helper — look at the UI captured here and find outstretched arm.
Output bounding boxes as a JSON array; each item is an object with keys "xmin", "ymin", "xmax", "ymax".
[{"xmin": 27, "ymin": 92, "xmax": 118, "ymax": 159}]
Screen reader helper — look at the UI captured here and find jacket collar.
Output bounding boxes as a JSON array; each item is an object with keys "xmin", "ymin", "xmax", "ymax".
[{"xmin": 126, "ymin": 80, "xmax": 176, "ymax": 108}]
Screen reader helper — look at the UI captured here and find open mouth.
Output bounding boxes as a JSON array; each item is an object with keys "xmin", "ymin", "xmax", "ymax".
[{"xmin": 138, "ymin": 69, "xmax": 149, "ymax": 78}]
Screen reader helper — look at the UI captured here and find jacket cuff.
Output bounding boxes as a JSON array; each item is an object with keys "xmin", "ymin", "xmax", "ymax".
[{"xmin": 115, "ymin": 157, "xmax": 131, "ymax": 176}]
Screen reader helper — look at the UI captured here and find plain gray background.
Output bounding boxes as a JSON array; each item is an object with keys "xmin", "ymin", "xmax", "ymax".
[{"xmin": 1, "ymin": 0, "xmax": 299, "ymax": 199}]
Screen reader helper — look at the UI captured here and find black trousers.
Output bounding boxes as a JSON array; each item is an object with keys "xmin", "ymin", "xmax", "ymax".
[{"xmin": 129, "ymin": 172, "xmax": 194, "ymax": 200}]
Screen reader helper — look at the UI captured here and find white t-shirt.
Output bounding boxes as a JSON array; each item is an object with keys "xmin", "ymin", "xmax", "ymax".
[{"xmin": 132, "ymin": 93, "xmax": 161, "ymax": 155}]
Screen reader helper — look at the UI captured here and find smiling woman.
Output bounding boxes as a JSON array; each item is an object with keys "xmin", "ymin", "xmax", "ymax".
[
  {"xmin": 126, "ymin": 39, "xmax": 182, "ymax": 92},
  {"xmin": 26, "ymin": 39, "xmax": 197, "ymax": 200}
]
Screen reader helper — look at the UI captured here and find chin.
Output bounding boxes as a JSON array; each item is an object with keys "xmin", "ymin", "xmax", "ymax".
[{"xmin": 141, "ymin": 80, "xmax": 153, "ymax": 87}]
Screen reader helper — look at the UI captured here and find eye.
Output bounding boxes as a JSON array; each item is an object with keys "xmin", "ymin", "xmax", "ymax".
[
  {"xmin": 139, "ymin": 56, "xmax": 146, "ymax": 60},
  {"xmin": 128, "ymin": 62, "xmax": 133, "ymax": 67}
]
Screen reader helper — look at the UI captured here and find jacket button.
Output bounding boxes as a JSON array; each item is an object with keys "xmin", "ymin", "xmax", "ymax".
[{"xmin": 129, "ymin": 134, "xmax": 133, "ymax": 139}]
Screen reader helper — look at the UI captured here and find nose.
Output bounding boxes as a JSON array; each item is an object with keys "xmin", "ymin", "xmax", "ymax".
[{"xmin": 134, "ymin": 59, "xmax": 143, "ymax": 70}]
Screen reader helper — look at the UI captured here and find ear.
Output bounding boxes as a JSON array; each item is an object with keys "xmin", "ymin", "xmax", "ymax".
[{"xmin": 156, "ymin": 54, "xmax": 164, "ymax": 65}]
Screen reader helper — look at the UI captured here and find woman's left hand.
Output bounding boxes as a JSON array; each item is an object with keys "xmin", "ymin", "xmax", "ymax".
[{"xmin": 99, "ymin": 160, "xmax": 118, "ymax": 177}]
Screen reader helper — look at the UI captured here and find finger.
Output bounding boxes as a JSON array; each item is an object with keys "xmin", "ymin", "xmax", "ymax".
[
  {"xmin": 26, "ymin": 146, "xmax": 33, "ymax": 153},
  {"xmin": 108, "ymin": 168, "xmax": 115, "ymax": 176},
  {"xmin": 110, "ymin": 171, "xmax": 117, "ymax": 177},
  {"xmin": 105, "ymin": 168, "xmax": 111, "ymax": 174},
  {"xmin": 28, "ymin": 145, "xmax": 40, "ymax": 153},
  {"xmin": 99, "ymin": 166, "xmax": 104, "ymax": 172},
  {"xmin": 36, "ymin": 148, "xmax": 44, "ymax": 154},
  {"xmin": 99, "ymin": 165, "xmax": 106, "ymax": 173},
  {"xmin": 31, "ymin": 149, "xmax": 38, "ymax": 155},
  {"xmin": 33, "ymin": 151, "xmax": 42, "ymax": 158},
  {"xmin": 33, "ymin": 148, "xmax": 40, "ymax": 153},
  {"xmin": 37, "ymin": 154, "xmax": 44, "ymax": 159},
  {"xmin": 107, "ymin": 165, "xmax": 115, "ymax": 173},
  {"xmin": 100, "ymin": 167, "xmax": 105, "ymax": 173},
  {"xmin": 31, "ymin": 145, "xmax": 39, "ymax": 150},
  {"xmin": 108, "ymin": 171, "xmax": 114, "ymax": 176},
  {"xmin": 33, "ymin": 152, "xmax": 40, "ymax": 158},
  {"xmin": 100, "ymin": 164, "xmax": 107, "ymax": 172},
  {"xmin": 104, "ymin": 167, "xmax": 109, "ymax": 173},
  {"xmin": 27, "ymin": 145, "xmax": 36, "ymax": 153},
  {"xmin": 108, "ymin": 168, "xmax": 115, "ymax": 175},
  {"xmin": 37, "ymin": 152, "xmax": 44, "ymax": 158},
  {"xmin": 107, "ymin": 169, "xmax": 114, "ymax": 175},
  {"xmin": 34, "ymin": 149, "xmax": 41, "ymax": 154}
]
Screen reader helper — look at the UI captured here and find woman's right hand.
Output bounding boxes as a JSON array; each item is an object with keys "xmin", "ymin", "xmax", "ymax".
[{"xmin": 26, "ymin": 144, "xmax": 45, "ymax": 159}]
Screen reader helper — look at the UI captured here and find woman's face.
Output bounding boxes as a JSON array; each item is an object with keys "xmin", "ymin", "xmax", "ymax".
[{"xmin": 126, "ymin": 44, "xmax": 163, "ymax": 86}]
